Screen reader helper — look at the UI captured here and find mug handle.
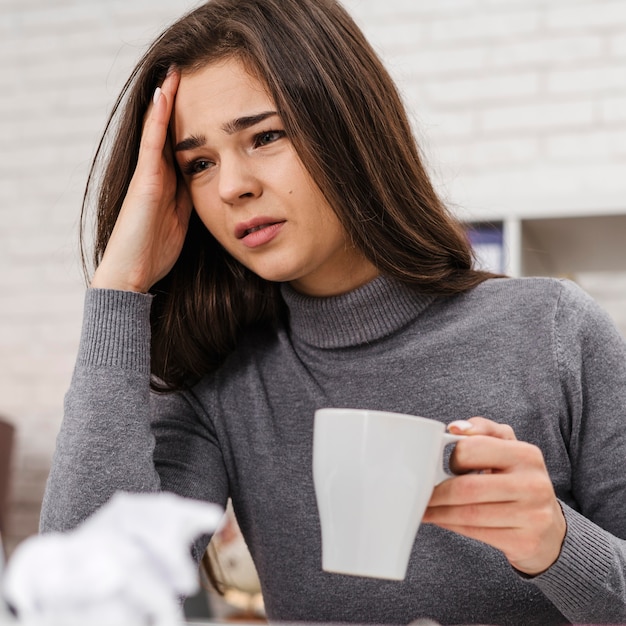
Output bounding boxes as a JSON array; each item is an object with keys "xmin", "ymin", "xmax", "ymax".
[{"xmin": 434, "ymin": 433, "xmax": 465, "ymax": 485}]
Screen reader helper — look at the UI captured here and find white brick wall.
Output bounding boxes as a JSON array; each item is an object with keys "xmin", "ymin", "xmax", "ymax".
[
  {"xmin": 2, "ymin": 0, "xmax": 626, "ymax": 553},
  {"xmin": 345, "ymin": 0, "xmax": 626, "ymax": 216}
]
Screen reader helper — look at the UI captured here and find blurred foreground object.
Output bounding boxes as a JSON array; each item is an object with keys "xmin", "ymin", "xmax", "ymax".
[
  {"xmin": 2, "ymin": 492, "xmax": 222, "ymax": 626},
  {"xmin": 205, "ymin": 501, "xmax": 265, "ymax": 620},
  {"xmin": 0, "ymin": 419, "xmax": 15, "ymax": 539}
]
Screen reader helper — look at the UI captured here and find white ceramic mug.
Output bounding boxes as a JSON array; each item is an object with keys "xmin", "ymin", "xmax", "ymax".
[{"xmin": 312, "ymin": 408, "xmax": 464, "ymax": 580}]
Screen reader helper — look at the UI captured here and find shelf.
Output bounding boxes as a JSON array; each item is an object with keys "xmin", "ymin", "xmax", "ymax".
[
  {"xmin": 466, "ymin": 213, "xmax": 626, "ymax": 336},
  {"xmin": 521, "ymin": 214, "xmax": 626, "ymax": 276},
  {"xmin": 466, "ymin": 213, "xmax": 626, "ymax": 278}
]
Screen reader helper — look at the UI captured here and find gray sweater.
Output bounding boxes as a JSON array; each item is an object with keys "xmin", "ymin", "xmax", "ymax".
[{"xmin": 41, "ymin": 276, "xmax": 626, "ymax": 626}]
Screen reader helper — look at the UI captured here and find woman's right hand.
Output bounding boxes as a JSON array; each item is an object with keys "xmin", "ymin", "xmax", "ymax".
[{"xmin": 91, "ymin": 70, "xmax": 193, "ymax": 293}]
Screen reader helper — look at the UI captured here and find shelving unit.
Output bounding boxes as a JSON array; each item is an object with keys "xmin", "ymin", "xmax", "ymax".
[
  {"xmin": 466, "ymin": 211, "xmax": 626, "ymax": 336},
  {"xmin": 467, "ymin": 211, "xmax": 626, "ymax": 279}
]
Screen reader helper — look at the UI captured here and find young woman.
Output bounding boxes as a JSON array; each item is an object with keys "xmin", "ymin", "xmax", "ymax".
[{"xmin": 40, "ymin": 1, "xmax": 626, "ymax": 624}]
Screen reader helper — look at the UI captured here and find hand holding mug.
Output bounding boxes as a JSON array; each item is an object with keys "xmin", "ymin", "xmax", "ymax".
[
  {"xmin": 423, "ymin": 416, "xmax": 567, "ymax": 576},
  {"xmin": 91, "ymin": 70, "xmax": 193, "ymax": 293}
]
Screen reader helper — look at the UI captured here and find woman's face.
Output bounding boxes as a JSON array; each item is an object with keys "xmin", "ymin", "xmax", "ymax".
[{"xmin": 172, "ymin": 57, "xmax": 378, "ymax": 297}]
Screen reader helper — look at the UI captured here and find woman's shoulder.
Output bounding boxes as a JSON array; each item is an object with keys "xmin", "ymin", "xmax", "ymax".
[
  {"xmin": 469, "ymin": 275, "xmax": 590, "ymax": 308},
  {"xmin": 441, "ymin": 275, "xmax": 598, "ymax": 329},
  {"xmin": 459, "ymin": 275, "xmax": 617, "ymax": 339}
]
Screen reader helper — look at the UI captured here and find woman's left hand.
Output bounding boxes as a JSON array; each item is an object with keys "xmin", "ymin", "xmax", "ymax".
[{"xmin": 422, "ymin": 416, "xmax": 566, "ymax": 576}]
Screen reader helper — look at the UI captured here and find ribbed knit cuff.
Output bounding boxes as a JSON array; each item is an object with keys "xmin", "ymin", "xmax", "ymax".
[
  {"xmin": 531, "ymin": 502, "xmax": 614, "ymax": 612},
  {"xmin": 77, "ymin": 288, "xmax": 154, "ymax": 373}
]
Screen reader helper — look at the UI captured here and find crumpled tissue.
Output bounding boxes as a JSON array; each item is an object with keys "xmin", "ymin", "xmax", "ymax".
[{"xmin": 1, "ymin": 492, "xmax": 223, "ymax": 626}]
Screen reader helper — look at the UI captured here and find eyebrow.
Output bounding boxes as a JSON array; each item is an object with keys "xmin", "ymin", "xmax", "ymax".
[{"xmin": 174, "ymin": 110, "xmax": 279, "ymax": 153}]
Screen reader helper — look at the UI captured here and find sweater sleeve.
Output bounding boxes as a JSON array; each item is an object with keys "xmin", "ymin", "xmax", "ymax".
[
  {"xmin": 530, "ymin": 280, "xmax": 626, "ymax": 623},
  {"xmin": 39, "ymin": 288, "xmax": 228, "ymax": 539}
]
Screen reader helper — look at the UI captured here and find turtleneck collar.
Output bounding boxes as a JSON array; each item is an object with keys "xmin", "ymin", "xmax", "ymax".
[{"xmin": 280, "ymin": 275, "xmax": 436, "ymax": 349}]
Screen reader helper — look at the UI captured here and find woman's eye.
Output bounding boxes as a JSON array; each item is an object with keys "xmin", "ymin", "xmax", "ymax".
[
  {"xmin": 254, "ymin": 130, "xmax": 285, "ymax": 147},
  {"xmin": 182, "ymin": 159, "xmax": 213, "ymax": 176}
]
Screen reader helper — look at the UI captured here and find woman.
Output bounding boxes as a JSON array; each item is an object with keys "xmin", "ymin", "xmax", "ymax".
[{"xmin": 41, "ymin": 1, "xmax": 626, "ymax": 624}]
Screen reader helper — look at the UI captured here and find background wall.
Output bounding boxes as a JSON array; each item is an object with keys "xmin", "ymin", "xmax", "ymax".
[
  {"xmin": 0, "ymin": 0, "xmax": 202, "ymax": 552},
  {"xmin": 1, "ymin": 0, "xmax": 625, "ymax": 553}
]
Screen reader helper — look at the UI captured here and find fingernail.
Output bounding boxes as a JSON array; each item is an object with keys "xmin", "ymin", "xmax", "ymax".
[
  {"xmin": 153, "ymin": 87, "xmax": 162, "ymax": 105},
  {"xmin": 448, "ymin": 420, "xmax": 473, "ymax": 432},
  {"xmin": 166, "ymin": 65, "xmax": 176, "ymax": 77}
]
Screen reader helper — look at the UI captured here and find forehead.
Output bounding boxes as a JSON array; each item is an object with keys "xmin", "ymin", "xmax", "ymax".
[{"xmin": 173, "ymin": 58, "xmax": 275, "ymax": 134}]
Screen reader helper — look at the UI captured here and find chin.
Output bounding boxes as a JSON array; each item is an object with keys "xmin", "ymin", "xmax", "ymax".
[
  {"xmin": 241, "ymin": 260, "xmax": 303, "ymax": 284},
  {"xmin": 253, "ymin": 270, "xmax": 300, "ymax": 284}
]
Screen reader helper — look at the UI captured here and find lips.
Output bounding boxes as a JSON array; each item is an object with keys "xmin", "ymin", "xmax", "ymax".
[
  {"xmin": 245, "ymin": 224, "xmax": 266, "ymax": 236},
  {"xmin": 235, "ymin": 217, "xmax": 285, "ymax": 239}
]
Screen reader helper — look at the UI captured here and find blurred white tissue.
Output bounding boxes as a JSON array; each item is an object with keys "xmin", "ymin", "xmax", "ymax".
[{"xmin": 2, "ymin": 492, "xmax": 223, "ymax": 626}]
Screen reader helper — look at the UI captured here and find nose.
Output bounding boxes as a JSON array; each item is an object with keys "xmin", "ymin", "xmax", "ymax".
[{"xmin": 218, "ymin": 153, "xmax": 262, "ymax": 205}]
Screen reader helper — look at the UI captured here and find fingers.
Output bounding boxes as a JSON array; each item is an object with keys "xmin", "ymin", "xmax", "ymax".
[
  {"xmin": 146, "ymin": 68, "xmax": 180, "ymax": 117},
  {"xmin": 424, "ymin": 487, "xmax": 566, "ymax": 575},
  {"xmin": 139, "ymin": 69, "xmax": 181, "ymax": 162},
  {"xmin": 449, "ymin": 436, "xmax": 544, "ymax": 475},
  {"xmin": 424, "ymin": 427, "xmax": 567, "ymax": 575},
  {"xmin": 446, "ymin": 416, "xmax": 518, "ymax": 475},
  {"xmin": 447, "ymin": 416, "xmax": 516, "ymax": 440},
  {"xmin": 424, "ymin": 498, "xmax": 539, "ymax": 530},
  {"xmin": 429, "ymin": 457, "xmax": 551, "ymax": 508}
]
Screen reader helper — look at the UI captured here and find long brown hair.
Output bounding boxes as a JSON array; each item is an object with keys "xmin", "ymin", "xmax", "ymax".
[{"xmin": 81, "ymin": 0, "xmax": 495, "ymax": 390}]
